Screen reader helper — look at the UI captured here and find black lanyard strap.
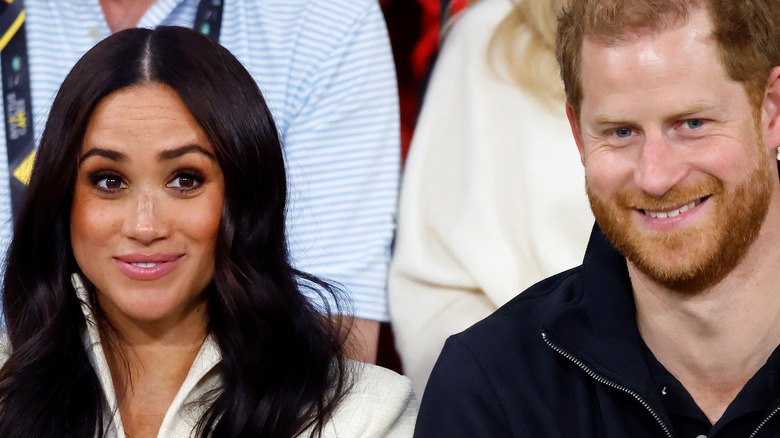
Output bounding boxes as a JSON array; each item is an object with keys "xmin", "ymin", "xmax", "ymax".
[
  {"xmin": 0, "ymin": 0, "xmax": 32, "ymax": 218},
  {"xmin": 0, "ymin": 0, "xmax": 224, "ymax": 218},
  {"xmin": 194, "ymin": 0, "xmax": 223, "ymax": 42}
]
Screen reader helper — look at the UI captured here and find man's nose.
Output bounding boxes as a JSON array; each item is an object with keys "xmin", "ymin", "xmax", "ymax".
[
  {"xmin": 634, "ymin": 134, "xmax": 689, "ymax": 197},
  {"xmin": 122, "ymin": 189, "xmax": 171, "ymax": 245}
]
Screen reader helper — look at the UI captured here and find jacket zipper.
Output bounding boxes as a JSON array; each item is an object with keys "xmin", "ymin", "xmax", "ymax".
[
  {"xmin": 749, "ymin": 404, "xmax": 780, "ymax": 438},
  {"xmin": 542, "ymin": 332, "xmax": 673, "ymax": 438}
]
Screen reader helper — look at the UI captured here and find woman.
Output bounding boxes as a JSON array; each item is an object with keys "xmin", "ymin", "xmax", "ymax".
[
  {"xmin": 0, "ymin": 26, "xmax": 416, "ymax": 437},
  {"xmin": 388, "ymin": 0, "xmax": 594, "ymax": 396}
]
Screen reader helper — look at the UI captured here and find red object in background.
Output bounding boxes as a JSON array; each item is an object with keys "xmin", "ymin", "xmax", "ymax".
[
  {"xmin": 410, "ymin": 0, "xmax": 440, "ymax": 82},
  {"xmin": 380, "ymin": 0, "xmax": 467, "ymax": 163}
]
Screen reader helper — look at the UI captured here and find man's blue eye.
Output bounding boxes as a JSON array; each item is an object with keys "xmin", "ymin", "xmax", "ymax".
[
  {"xmin": 685, "ymin": 119, "xmax": 704, "ymax": 129},
  {"xmin": 616, "ymin": 128, "xmax": 632, "ymax": 138}
]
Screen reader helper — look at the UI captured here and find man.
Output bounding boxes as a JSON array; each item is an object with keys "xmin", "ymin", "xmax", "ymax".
[
  {"xmin": 414, "ymin": 0, "xmax": 780, "ymax": 436},
  {"xmin": 0, "ymin": 0, "xmax": 399, "ymax": 362}
]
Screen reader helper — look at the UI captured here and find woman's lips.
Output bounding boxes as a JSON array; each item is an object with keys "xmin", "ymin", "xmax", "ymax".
[{"xmin": 113, "ymin": 254, "xmax": 183, "ymax": 281}]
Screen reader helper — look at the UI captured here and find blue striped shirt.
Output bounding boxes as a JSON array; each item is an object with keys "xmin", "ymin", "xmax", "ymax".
[{"xmin": 1, "ymin": 0, "xmax": 400, "ymax": 321}]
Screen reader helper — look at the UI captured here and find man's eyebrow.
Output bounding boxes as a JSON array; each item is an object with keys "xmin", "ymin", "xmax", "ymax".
[
  {"xmin": 665, "ymin": 103, "xmax": 713, "ymax": 120},
  {"xmin": 591, "ymin": 103, "xmax": 715, "ymax": 126},
  {"xmin": 79, "ymin": 148, "xmax": 126, "ymax": 163},
  {"xmin": 592, "ymin": 114, "xmax": 633, "ymax": 126},
  {"xmin": 158, "ymin": 145, "xmax": 217, "ymax": 161}
]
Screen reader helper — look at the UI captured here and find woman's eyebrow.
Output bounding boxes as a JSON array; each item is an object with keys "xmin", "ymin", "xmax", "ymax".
[
  {"xmin": 158, "ymin": 144, "xmax": 217, "ymax": 161},
  {"xmin": 79, "ymin": 145, "xmax": 217, "ymax": 163},
  {"xmin": 79, "ymin": 148, "xmax": 126, "ymax": 163}
]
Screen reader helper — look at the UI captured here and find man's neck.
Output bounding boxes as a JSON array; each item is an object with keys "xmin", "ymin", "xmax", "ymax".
[
  {"xmin": 99, "ymin": 0, "xmax": 156, "ymax": 33},
  {"xmin": 633, "ymin": 198, "xmax": 780, "ymax": 424}
]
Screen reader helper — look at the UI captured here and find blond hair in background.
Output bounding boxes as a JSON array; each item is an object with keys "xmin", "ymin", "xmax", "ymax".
[
  {"xmin": 488, "ymin": 0, "xmax": 565, "ymax": 107},
  {"xmin": 389, "ymin": 0, "xmax": 593, "ymax": 397}
]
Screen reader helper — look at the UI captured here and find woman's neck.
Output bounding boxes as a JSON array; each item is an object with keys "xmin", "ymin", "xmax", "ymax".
[
  {"xmin": 104, "ymin": 326, "xmax": 207, "ymax": 438},
  {"xmin": 99, "ymin": 296, "xmax": 209, "ymax": 438}
]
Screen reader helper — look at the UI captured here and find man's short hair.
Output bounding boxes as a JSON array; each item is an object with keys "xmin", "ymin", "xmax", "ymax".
[{"xmin": 556, "ymin": 0, "xmax": 780, "ymax": 120}]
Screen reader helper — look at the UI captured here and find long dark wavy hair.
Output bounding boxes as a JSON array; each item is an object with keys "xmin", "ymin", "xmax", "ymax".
[{"xmin": 0, "ymin": 26, "xmax": 349, "ymax": 437}]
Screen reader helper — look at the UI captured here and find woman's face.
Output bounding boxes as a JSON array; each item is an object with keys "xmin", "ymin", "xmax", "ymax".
[{"xmin": 70, "ymin": 83, "xmax": 225, "ymax": 330}]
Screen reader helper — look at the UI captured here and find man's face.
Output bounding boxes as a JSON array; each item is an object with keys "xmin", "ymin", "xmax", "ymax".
[{"xmin": 571, "ymin": 8, "xmax": 778, "ymax": 291}]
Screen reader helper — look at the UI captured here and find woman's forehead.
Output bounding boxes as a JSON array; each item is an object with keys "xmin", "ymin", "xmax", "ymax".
[{"xmin": 81, "ymin": 84, "xmax": 215, "ymax": 161}]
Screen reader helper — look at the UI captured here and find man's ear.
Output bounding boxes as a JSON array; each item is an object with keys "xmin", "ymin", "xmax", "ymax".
[
  {"xmin": 762, "ymin": 66, "xmax": 780, "ymax": 151},
  {"xmin": 566, "ymin": 102, "xmax": 586, "ymax": 166}
]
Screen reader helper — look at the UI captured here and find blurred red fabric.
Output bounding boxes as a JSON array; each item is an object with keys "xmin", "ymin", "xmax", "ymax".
[{"xmin": 380, "ymin": 0, "xmax": 467, "ymax": 162}]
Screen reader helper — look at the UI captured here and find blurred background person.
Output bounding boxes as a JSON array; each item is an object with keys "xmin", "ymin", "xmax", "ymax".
[{"xmin": 388, "ymin": 0, "xmax": 593, "ymax": 395}]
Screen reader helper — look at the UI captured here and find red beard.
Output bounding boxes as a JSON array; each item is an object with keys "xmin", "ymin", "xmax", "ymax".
[{"xmin": 587, "ymin": 149, "xmax": 772, "ymax": 292}]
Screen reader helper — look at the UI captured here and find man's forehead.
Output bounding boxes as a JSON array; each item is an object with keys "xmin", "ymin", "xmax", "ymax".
[
  {"xmin": 577, "ymin": 7, "xmax": 741, "ymax": 124},
  {"xmin": 580, "ymin": 7, "xmax": 721, "ymax": 84}
]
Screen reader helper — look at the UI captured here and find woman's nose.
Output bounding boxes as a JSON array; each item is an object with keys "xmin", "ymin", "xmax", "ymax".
[{"xmin": 121, "ymin": 189, "xmax": 171, "ymax": 244}]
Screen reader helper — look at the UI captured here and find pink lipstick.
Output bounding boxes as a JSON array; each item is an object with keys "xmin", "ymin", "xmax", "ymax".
[{"xmin": 113, "ymin": 253, "xmax": 183, "ymax": 281}]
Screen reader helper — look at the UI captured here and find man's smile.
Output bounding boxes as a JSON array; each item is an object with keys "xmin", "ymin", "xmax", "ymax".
[{"xmin": 640, "ymin": 197, "xmax": 707, "ymax": 218}]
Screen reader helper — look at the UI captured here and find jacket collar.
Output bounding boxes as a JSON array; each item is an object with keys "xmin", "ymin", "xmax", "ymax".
[{"xmin": 542, "ymin": 224, "xmax": 665, "ymax": 410}]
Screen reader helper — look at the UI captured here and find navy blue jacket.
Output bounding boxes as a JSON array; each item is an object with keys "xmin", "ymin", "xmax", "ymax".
[{"xmin": 413, "ymin": 225, "xmax": 780, "ymax": 438}]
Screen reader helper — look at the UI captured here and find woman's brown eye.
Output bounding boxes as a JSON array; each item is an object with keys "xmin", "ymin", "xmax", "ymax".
[
  {"xmin": 179, "ymin": 176, "xmax": 194, "ymax": 188},
  {"xmin": 167, "ymin": 173, "xmax": 203, "ymax": 190},
  {"xmin": 105, "ymin": 178, "xmax": 122, "ymax": 189},
  {"xmin": 92, "ymin": 175, "xmax": 126, "ymax": 191}
]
